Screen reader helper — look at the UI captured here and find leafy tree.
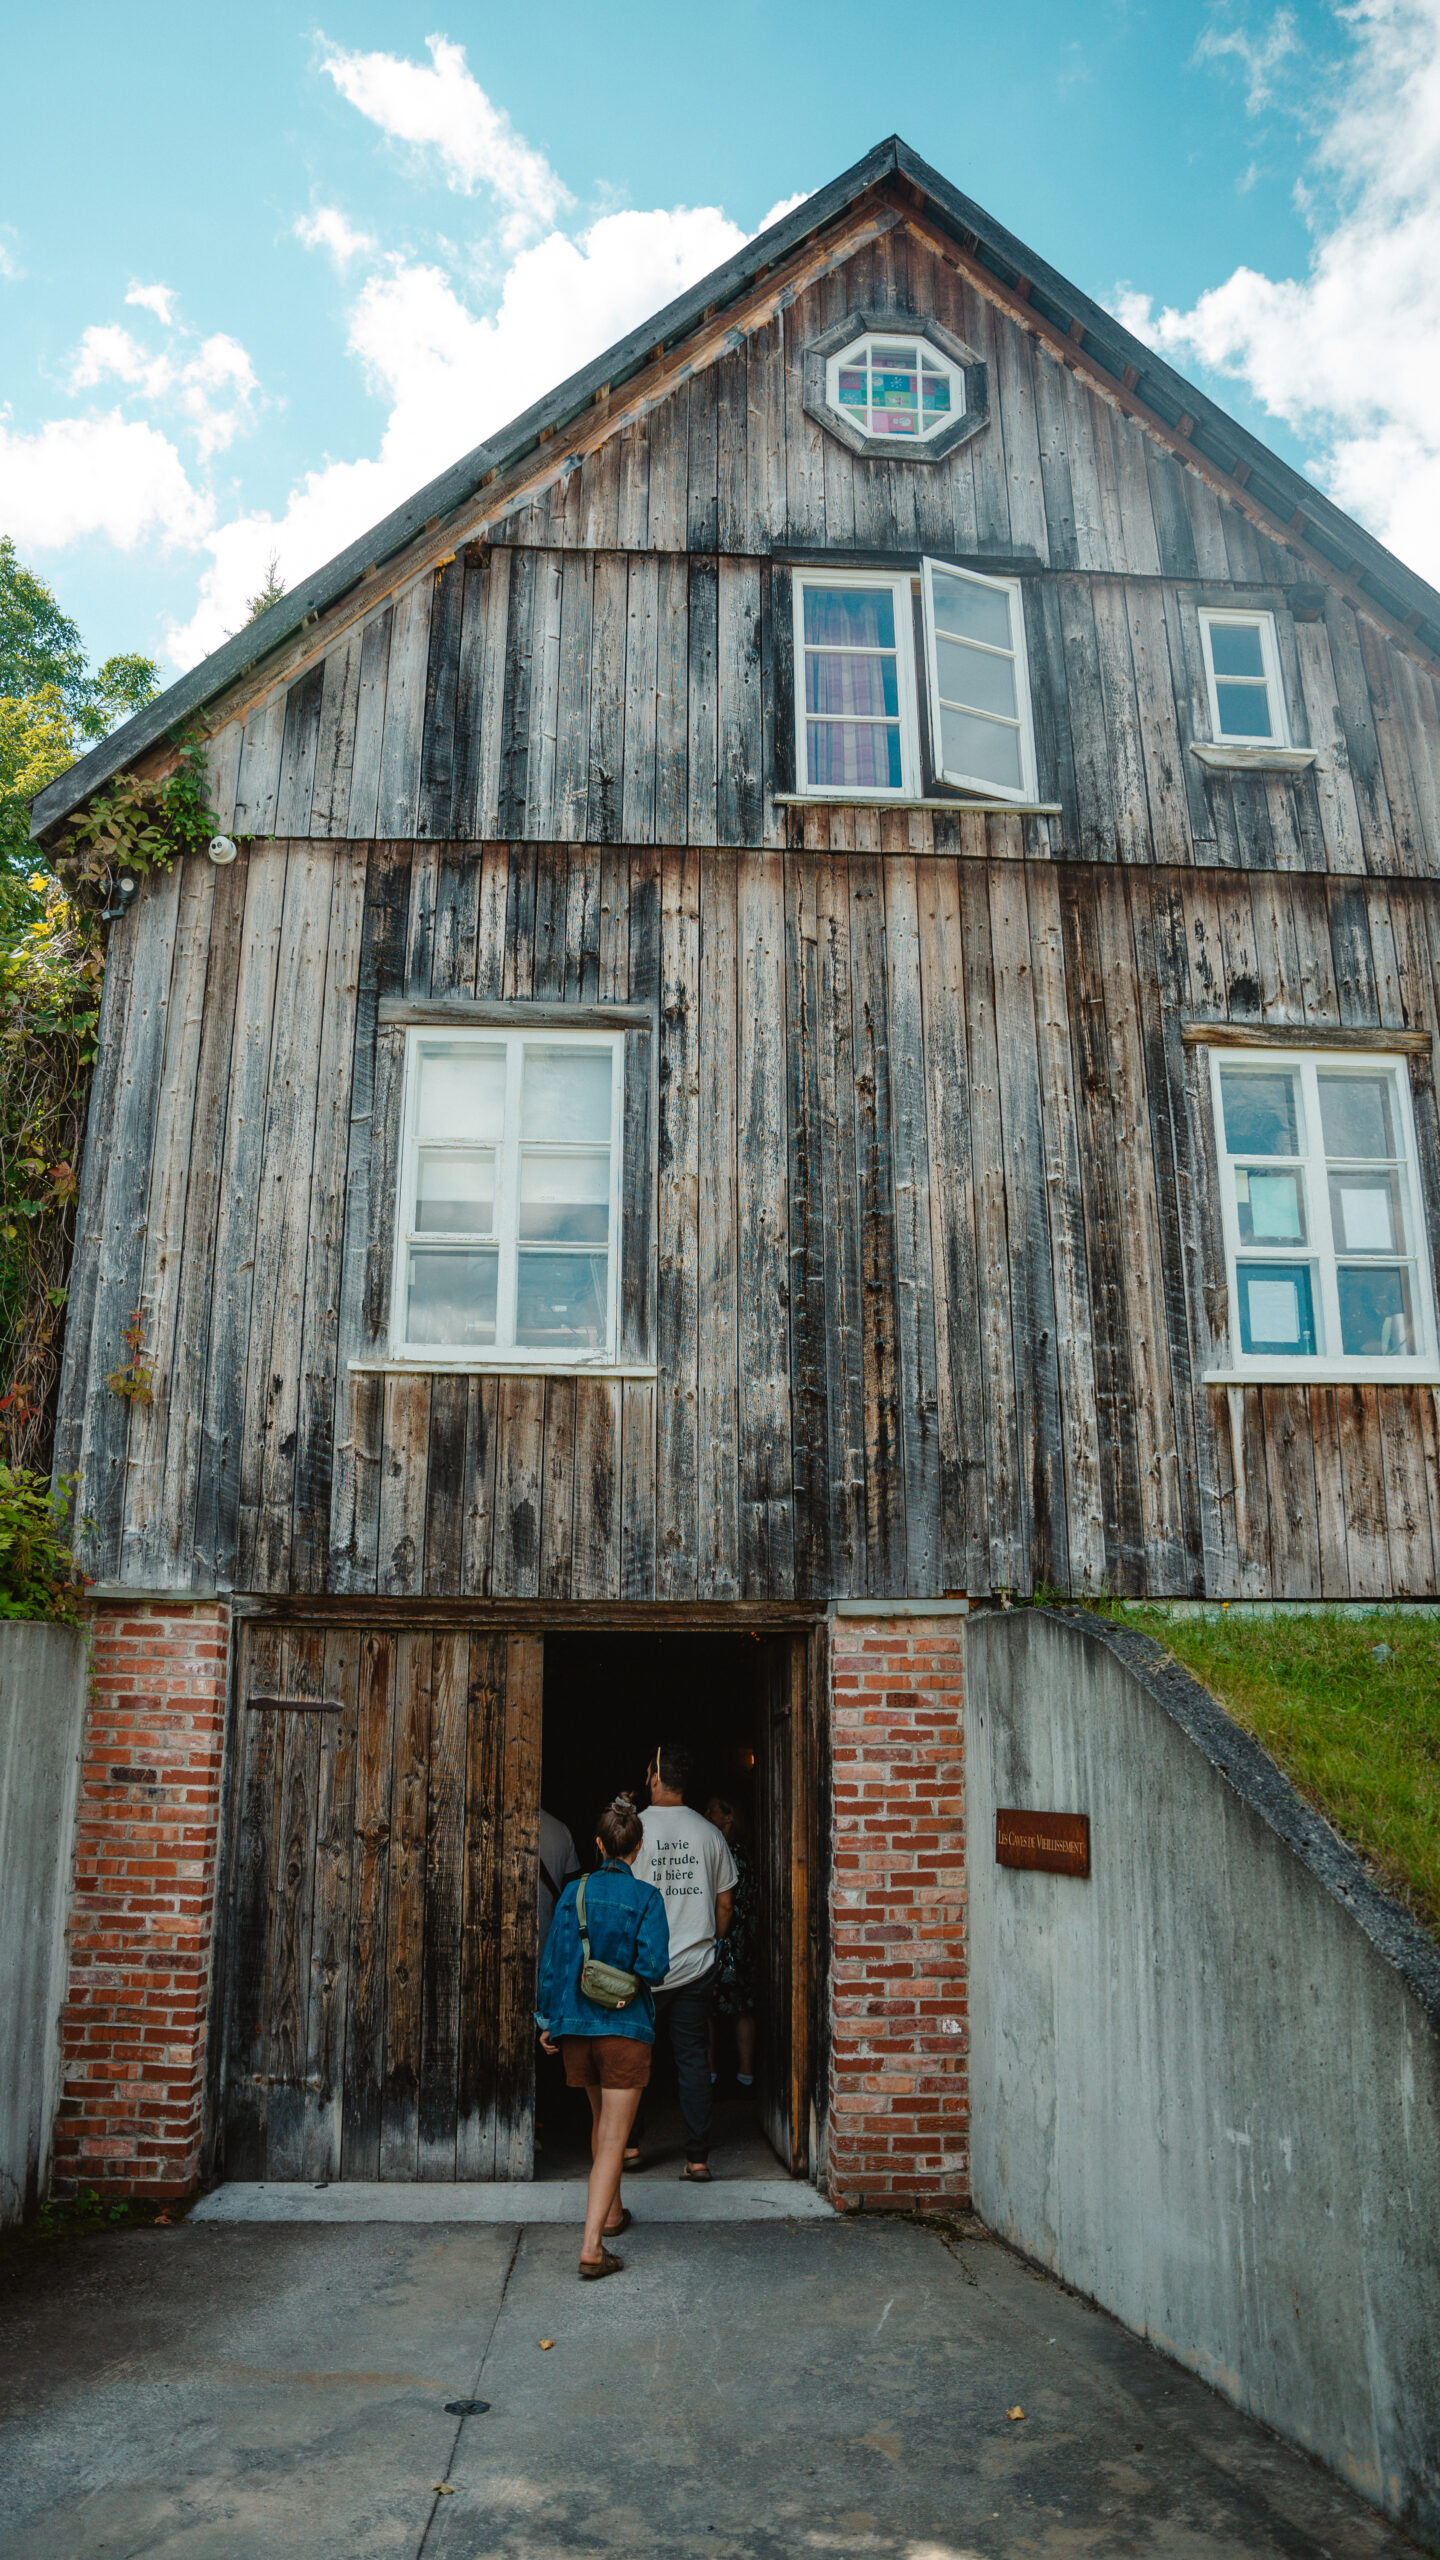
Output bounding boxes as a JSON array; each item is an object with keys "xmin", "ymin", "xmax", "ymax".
[
  {"xmin": 0, "ymin": 687, "xmax": 74, "ymax": 896},
  {"xmin": 0, "ymin": 538, "xmax": 160, "ymax": 747}
]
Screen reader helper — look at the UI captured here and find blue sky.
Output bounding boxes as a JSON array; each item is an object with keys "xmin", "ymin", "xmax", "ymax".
[{"xmin": 4, "ymin": 0, "xmax": 1435, "ymax": 677}]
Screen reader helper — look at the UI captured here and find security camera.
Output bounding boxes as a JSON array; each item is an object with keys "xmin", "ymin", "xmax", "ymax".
[{"xmin": 208, "ymin": 834, "xmax": 239, "ymax": 865}]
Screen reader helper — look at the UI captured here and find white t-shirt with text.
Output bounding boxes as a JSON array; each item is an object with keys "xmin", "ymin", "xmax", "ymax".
[{"xmin": 635, "ymin": 1804, "xmax": 738, "ymax": 1990}]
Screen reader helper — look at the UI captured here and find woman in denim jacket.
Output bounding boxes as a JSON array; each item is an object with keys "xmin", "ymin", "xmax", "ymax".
[{"xmin": 536, "ymin": 1796, "xmax": 669, "ymax": 2278}]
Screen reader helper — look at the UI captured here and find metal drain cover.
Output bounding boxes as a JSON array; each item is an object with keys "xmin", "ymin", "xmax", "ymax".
[{"xmin": 445, "ymin": 2399, "xmax": 491, "ymax": 2416}]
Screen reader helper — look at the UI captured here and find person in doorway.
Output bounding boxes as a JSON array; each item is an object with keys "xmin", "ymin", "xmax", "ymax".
[
  {"xmin": 706, "ymin": 1795, "xmax": 757, "ymax": 2094},
  {"xmin": 537, "ymin": 1807, "xmax": 581, "ymax": 1955},
  {"xmin": 536, "ymin": 1796, "xmax": 669, "ymax": 2281},
  {"xmin": 633, "ymin": 1744, "xmax": 736, "ymax": 2181}
]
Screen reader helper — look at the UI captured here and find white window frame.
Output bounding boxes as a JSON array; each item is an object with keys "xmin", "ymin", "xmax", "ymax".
[
  {"xmin": 391, "ymin": 1024, "xmax": 626, "ymax": 1369},
  {"xmin": 1198, "ymin": 607, "xmax": 1291, "ymax": 749},
  {"xmin": 1209, "ymin": 1045, "xmax": 1439, "ymax": 1381},
  {"xmin": 824, "ymin": 332, "xmax": 966, "ymax": 445},
  {"xmin": 792, "ymin": 567, "xmax": 921, "ymax": 801},
  {"xmin": 921, "ymin": 559, "xmax": 1038, "ymax": 806}
]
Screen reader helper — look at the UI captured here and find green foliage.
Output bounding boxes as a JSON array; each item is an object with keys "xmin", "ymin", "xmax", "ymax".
[
  {"xmin": 1115, "ymin": 1604, "xmax": 1440, "ymax": 1938},
  {"xmin": 0, "ymin": 542, "xmax": 164, "ymax": 1477},
  {"xmin": 0, "ymin": 539, "xmax": 159, "ymax": 746},
  {"xmin": 0, "ymin": 685, "xmax": 75, "ymax": 895},
  {"xmin": 245, "ymin": 553, "xmax": 285, "ymax": 622},
  {"xmin": 0, "ymin": 1464, "xmax": 88, "ymax": 1619},
  {"xmin": 56, "ymin": 729, "xmax": 218, "ymax": 898}
]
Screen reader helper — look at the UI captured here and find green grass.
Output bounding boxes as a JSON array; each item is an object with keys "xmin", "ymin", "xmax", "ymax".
[
  {"xmin": 1109, "ymin": 1607, "xmax": 1440, "ymax": 1940},
  {"xmin": 0, "ymin": 2185, "xmax": 191, "ymax": 2258}
]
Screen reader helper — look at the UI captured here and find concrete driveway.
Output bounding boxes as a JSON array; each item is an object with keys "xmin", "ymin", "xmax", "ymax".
[{"xmin": 0, "ymin": 2211, "xmax": 1418, "ymax": 2559}]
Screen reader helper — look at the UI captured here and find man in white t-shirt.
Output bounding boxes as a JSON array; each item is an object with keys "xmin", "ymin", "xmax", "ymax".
[{"xmin": 633, "ymin": 1742, "xmax": 736, "ymax": 2178}]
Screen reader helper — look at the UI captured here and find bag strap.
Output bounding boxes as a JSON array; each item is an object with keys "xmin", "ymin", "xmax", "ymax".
[{"xmin": 575, "ymin": 1871, "xmax": 592, "ymax": 1965}]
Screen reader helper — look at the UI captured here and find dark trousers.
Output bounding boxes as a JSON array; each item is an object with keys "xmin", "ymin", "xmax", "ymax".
[{"xmin": 650, "ymin": 1963, "xmax": 718, "ymax": 2162}]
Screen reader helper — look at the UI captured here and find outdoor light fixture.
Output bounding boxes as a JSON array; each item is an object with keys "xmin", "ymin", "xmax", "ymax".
[
  {"xmin": 99, "ymin": 868, "xmax": 139, "ymax": 924},
  {"xmin": 208, "ymin": 834, "xmax": 239, "ymax": 864}
]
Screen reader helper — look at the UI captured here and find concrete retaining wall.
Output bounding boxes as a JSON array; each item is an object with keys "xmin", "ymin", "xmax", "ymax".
[
  {"xmin": 965, "ymin": 1609, "xmax": 1440, "ymax": 2546},
  {"xmin": 0, "ymin": 1621, "xmax": 88, "ymax": 2226}
]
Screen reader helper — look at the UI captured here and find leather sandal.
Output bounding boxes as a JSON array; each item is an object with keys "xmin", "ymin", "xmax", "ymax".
[
  {"xmin": 579, "ymin": 2245, "xmax": 624, "ymax": 2280},
  {"xmin": 622, "ymin": 2148, "xmax": 646, "ymax": 2171},
  {"xmin": 603, "ymin": 2207, "xmax": 632, "ymax": 2237},
  {"xmin": 681, "ymin": 2161, "xmax": 713, "ymax": 2182}
]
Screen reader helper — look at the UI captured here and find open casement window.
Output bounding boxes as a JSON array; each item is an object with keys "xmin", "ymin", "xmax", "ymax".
[
  {"xmin": 1211, "ymin": 1049, "xmax": 1438, "ymax": 1378},
  {"xmin": 1199, "ymin": 608, "xmax": 1291, "ymax": 747},
  {"xmin": 392, "ymin": 1026, "xmax": 636, "ymax": 1367},
  {"xmin": 921, "ymin": 560, "xmax": 1037, "ymax": 804},
  {"xmin": 792, "ymin": 560, "xmax": 1037, "ymax": 804}
]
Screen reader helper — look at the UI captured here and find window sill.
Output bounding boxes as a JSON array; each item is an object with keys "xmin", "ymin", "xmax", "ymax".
[
  {"xmin": 1189, "ymin": 744, "xmax": 1318, "ymax": 774},
  {"xmin": 1203, "ymin": 1367, "xmax": 1440, "ymax": 1388},
  {"xmin": 776, "ymin": 793, "xmax": 1062, "ymax": 814},
  {"xmin": 353, "ymin": 1359, "xmax": 658, "ymax": 1379}
]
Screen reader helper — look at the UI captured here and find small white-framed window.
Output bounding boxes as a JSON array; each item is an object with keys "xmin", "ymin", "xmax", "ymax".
[
  {"xmin": 392, "ymin": 1026, "xmax": 624, "ymax": 1365},
  {"xmin": 826, "ymin": 333, "xmax": 964, "ymax": 442},
  {"xmin": 1199, "ymin": 609, "xmax": 1290, "ymax": 747},
  {"xmin": 793, "ymin": 569, "xmax": 920, "ymax": 798},
  {"xmin": 921, "ymin": 561, "xmax": 1037, "ymax": 804},
  {"xmin": 1211, "ymin": 1048, "xmax": 1437, "ymax": 1376}
]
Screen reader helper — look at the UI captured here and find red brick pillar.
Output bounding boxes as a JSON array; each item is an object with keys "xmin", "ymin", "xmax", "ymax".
[
  {"xmin": 825, "ymin": 1609, "xmax": 968, "ymax": 2212},
  {"xmin": 52, "ymin": 1602, "xmax": 231, "ymax": 2199}
]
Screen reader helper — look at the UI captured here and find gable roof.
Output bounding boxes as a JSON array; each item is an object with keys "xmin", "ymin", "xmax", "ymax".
[{"xmin": 32, "ymin": 133, "xmax": 1440, "ymax": 837}]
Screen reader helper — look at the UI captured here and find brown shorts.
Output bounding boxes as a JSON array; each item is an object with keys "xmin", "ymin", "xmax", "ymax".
[{"xmin": 561, "ymin": 2035, "xmax": 652, "ymax": 2091}]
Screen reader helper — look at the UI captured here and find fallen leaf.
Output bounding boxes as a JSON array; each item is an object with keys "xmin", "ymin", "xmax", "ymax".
[
  {"xmin": 432, "ymin": 2483, "xmax": 455, "ymax": 2495},
  {"xmin": 1007, "ymin": 2406, "xmax": 1025, "ymax": 2422},
  {"xmin": 539, "ymin": 2339, "xmax": 554, "ymax": 2351}
]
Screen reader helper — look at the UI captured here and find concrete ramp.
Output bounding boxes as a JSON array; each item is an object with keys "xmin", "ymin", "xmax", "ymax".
[{"xmin": 966, "ymin": 1606, "xmax": 1440, "ymax": 2549}]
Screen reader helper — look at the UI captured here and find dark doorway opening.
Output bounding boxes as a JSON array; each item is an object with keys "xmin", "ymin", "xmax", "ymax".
[{"xmin": 539, "ymin": 1632, "xmax": 814, "ymax": 2181}]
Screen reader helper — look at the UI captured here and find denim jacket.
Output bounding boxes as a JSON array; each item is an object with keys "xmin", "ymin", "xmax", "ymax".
[{"xmin": 535, "ymin": 1860, "xmax": 671, "ymax": 2042}]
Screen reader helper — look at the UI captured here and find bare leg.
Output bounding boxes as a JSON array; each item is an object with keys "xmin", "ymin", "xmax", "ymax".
[
  {"xmin": 581, "ymin": 2086, "xmax": 644, "ymax": 2266},
  {"xmin": 736, "ymin": 2013, "xmax": 756, "ymax": 2080},
  {"xmin": 583, "ymin": 2087, "xmax": 628, "ymax": 2232}
]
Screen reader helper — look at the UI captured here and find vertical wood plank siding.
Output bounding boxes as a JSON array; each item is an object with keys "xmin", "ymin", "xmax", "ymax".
[
  {"xmin": 199, "ymin": 227, "xmax": 1440, "ymax": 880},
  {"xmin": 62, "ymin": 838, "xmax": 1440, "ymax": 1603}
]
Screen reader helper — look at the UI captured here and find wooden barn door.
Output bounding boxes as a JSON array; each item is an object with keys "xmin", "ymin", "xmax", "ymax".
[
  {"xmin": 220, "ymin": 1624, "xmax": 541, "ymax": 2181},
  {"xmin": 755, "ymin": 1637, "xmax": 812, "ymax": 2176}
]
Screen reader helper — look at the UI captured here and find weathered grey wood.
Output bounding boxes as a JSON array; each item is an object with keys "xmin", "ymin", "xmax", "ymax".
[
  {"xmin": 345, "ymin": 609, "xmax": 392, "ymax": 841},
  {"xmin": 879, "ymin": 855, "xmax": 943, "ymax": 1594},
  {"xmin": 697, "ymin": 855, "xmax": 739, "ymax": 1596},
  {"xmin": 120, "ymin": 856, "xmax": 216, "ymax": 1583},
  {"xmin": 737, "ymin": 849, "xmax": 793, "ymax": 1596},
  {"xmin": 657, "ymin": 850, "xmax": 700, "ymax": 1598},
  {"xmin": 312, "ymin": 629, "xmax": 361, "ymax": 838},
  {"xmin": 276, "ymin": 666, "xmax": 324, "ymax": 836},
  {"xmin": 240, "ymin": 844, "xmax": 334, "ymax": 1591},
  {"xmin": 232, "ymin": 693, "xmax": 285, "ymax": 837}
]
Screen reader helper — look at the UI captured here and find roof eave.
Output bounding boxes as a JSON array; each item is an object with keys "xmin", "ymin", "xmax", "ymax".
[{"xmin": 32, "ymin": 132, "xmax": 1440, "ymax": 836}]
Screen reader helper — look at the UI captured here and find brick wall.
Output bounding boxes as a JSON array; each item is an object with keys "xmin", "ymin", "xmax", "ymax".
[
  {"xmin": 52, "ymin": 1602, "xmax": 231, "ymax": 2199},
  {"xmin": 825, "ymin": 1614, "xmax": 968, "ymax": 2212}
]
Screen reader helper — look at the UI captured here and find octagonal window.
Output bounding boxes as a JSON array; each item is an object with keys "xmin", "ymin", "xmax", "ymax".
[{"xmin": 826, "ymin": 333, "xmax": 964, "ymax": 443}]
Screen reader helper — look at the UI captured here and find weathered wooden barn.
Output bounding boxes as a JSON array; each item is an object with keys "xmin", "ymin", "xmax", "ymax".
[{"xmin": 32, "ymin": 137, "xmax": 1440, "ymax": 2209}]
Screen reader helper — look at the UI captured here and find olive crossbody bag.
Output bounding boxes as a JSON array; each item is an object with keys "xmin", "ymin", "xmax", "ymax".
[{"xmin": 575, "ymin": 1872, "xmax": 642, "ymax": 2012}]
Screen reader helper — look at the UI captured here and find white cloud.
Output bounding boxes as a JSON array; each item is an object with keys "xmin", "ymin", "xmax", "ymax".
[
  {"xmin": 319, "ymin": 33, "xmax": 570, "ymax": 240},
  {"xmin": 0, "ymin": 411, "xmax": 212, "ymax": 552},
  {"xmin": 295, "ymin": 206, "xmax": 378, "ymax": 266},
  {"xmin": 166, "ymin": 199, "xmax": 753, "ymax": 662},
  {"xmin": 1194, "ymin": 7, "xmax": 1300, "ymax": 111},
  {"xmin": 1114, "ymin": 0, "xmax": 1440, "ymax": 584},
  {"xmin": 67, "ymin": 316, "xmax": 258, "ymax": 461},
  {"xmin": 126, "ymin": 281, "xmax": 177, "ymax": 325},
  {"xmin": 0, "ymin": 231, "xmax": 22, "ymax": 283}
]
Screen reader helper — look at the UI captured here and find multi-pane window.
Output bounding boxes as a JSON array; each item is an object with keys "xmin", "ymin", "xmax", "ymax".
[
  {"xmin": 793, "ymin": 562, "xmax": 1035, "ymax": 804},
  {"xmin": 827, "ymin": 333, "xmax": 962, "ymax": 441},
  {"xmin": 922, "ymin": 561, "xmax": 1037, "ymax": 800},
  {"xmin": 796, "ymin": 573, "xmax": 918, "ymax": 796},
  {"xmin": 394, "ymin": 1028, "xmax": 623, "ymax": 1362},
  {"xmin": 1212, "ymin": 1050, "xmax": 1435, "ymax": 1372},
  {"xmin": 1199, "ymin": 609, "xmax": 1290, "ymax": 746}
]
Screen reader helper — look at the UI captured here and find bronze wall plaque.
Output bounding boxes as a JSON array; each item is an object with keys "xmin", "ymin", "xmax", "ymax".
[{"xmin": 996, "ymin": 1808, "xmax": 1090, "ymax": 1877}]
